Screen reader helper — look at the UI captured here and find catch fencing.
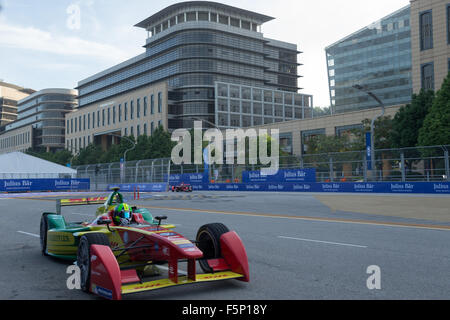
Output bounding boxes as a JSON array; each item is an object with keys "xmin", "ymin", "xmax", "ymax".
[{"xmin": 72, "ymin": 145, "xmax": 450, "ymax": 191}]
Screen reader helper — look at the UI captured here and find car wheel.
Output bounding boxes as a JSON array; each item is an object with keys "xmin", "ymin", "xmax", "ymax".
[
  {"xmin": 40, "ymin": 213, "xmax": 50, "ymax": 256},
  {"xmin": 77, "ymin": 233, "xmax": 110, "ymax": 293},
  {"xmin": 196, "ymin": 223, "xmax": 230, "ymax": 273}
]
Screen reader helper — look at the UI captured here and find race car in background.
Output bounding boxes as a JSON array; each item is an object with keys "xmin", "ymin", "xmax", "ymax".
[
  {"xmin": 39, "ymin": 188, "xmax": 249, "ymax": 300},
  {"xmin": 171, "ymin": 182, "xmax": 193, "ymax": 192}
]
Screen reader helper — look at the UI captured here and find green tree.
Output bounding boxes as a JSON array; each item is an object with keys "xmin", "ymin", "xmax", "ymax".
[
  {"xmin": 391, "ymin": 89, "xmax": 435, "ymax": 148},
  {"xmin": 72, "ymin": 144, "xmax": 103, "ymax": 165},
  {"xmin": 418, "ymin": 74, "xmax": 450, "ymax": 147},
  {"xmin": 146, "ymin": 126, "xmax": 177, "ymax": 159}
]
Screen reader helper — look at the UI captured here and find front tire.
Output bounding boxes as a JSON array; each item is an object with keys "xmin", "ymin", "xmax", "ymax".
[
  {"xmin": 40, "ymin": 213, "xmax": 50, "ymax": 256},
  {"xmin": 196, "ymin": 223, "xmax": 229, "ymax": 273},
  {"xmin": 77, "ymin": 233, "xmax": 110, "ymax": 292}
]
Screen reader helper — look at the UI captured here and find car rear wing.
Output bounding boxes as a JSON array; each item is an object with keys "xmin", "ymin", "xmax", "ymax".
[{"xmin": 56, "ymin": 197, "xmax": 107, "ymax": 214}]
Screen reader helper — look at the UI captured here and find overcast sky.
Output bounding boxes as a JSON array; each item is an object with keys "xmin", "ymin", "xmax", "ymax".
[{"xmin": 0, "ymin": 0, "xmax": 409, "ymax": 107}]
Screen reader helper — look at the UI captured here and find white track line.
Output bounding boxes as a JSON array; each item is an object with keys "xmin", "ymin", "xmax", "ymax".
[
  {"xmin": 278, "ymin": 236, "xmax": 367, "ymax": 248},
  {"xmin": 17, "ymin": 231, "xmax": 40, "ymax": 238}
]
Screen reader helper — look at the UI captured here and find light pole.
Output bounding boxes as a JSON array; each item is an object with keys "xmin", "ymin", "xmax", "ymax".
[
  {"xmin": 108, "ymin": 134, "xmax": 136, "ymax": 183},
  {"xmin": 352, "ymin": 85, "xmax": 385, "ymax": 181}
]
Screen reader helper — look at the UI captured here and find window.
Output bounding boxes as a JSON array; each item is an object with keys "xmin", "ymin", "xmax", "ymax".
[
  {"xmin": 107, "ymin": 108, "xmax": 110, "ymax": 125},
  {"xmin": 219, "ymin": 15, "xmax": 228, "ymax": 25},
  {"xmin": 87, "ymin": 113, "xmax": 90, "ymax": 130},
  {"xmin": 66, "ymin": 120, "xmax": 69, "ymax": 134},
  {"xmin": 143, "ymin": 97, "xmax": 148, "ymax": 116},
  {"xmin": 420, "ymin": 11, "xmax": 433, "ymax": 50},
  {"xmin": 118, "ymin": 104, "xmax": 122, "ymax": 122},
  {"xmin": 198, "ymin": 11, "xmax": 208, "ymax": 21},
  {"xmin": 241, "ymin": 20, "xmax": 251, "ymax": 30},
  {"xmin": 421, "ymin": 63, "xmax": 434, "ymax": 90},
  {"xmin": 177, "ymin": 13, "xmax": 185, "ymax": 23},
  {"xmin": 169, "ymin": 16, "xmax": 176, "ymax": 27},
  {"xmin": 137, "ymin": 125, "xmax": 140, "ymax": 136},
  {"xmin": 83, "ymin": 115, "xmax": 86, "ymax": 131},
  {"xmin": 144, "ymin": 123, "xmax": 147, "ymax": 136},
  {"xmin": 130, "ymin": 126, "xmax": 134, "ymax": 137},
  {"xmin": 158, "ymin": 92, "xmax": 162, "ymax": 113},
  {"xmin": 137, "ymin": 99, "xmax": 140, "ymax": 118},
  {"xmin": 130, "ymin": 101, "xmax": 134, "ymax": 120},
  {"xmin": 97, "ymin": 110, "xmax": 100, "ymax": 127},
  {"xmin": 79, "ymin": 116, "xmax": 82, "ymax": 131},
  {"xmin": 151, "ymin": 95, "xmax": 154, "ymax": 114},
  {"xmin": 186, "ymin": 11, "xmax": 196, "ymax": 21},
  {"xmin": 210, "ymin": 12, "xmax": 217, "ymax": 22},
  {"xmin": 230, "ymin": 17, "xmax": 240, "ymax": 27},
  {"xmin": 113, "ymin": 106, "xmax": 116, "ymax": 124},
  {"xmin": 102, "ymin": 109, "xmax": 105, "ymax": 126},
  {"xmin": 92, "ymin": 112, "xmax": 95, "ymax": 129},
  {"xmin": 447, "ymin": 5, "xmax": 450, "ymax": 44},
  {"xmin": 151, "ymin": 122, "xmax": 154, "ymax": 135},
  {"xmin": 70, "ymin": 119, "xmax": 73, "ymax": 133},
  {"xmin": 158, "ymin": 120, "xmax": 162, "ymax": 128},
  {"xmin": 124, "ymin": 103, "xmax": 128, "ymax": 121}
]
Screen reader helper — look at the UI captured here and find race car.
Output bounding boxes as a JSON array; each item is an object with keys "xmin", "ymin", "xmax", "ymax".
[
  {"xmin": 171, "ymin": 182, "xmax": 193, "ymax": 192},
  {"xmin": 40, "ymin": 188, "xmax": 249, "ymax": 300}
]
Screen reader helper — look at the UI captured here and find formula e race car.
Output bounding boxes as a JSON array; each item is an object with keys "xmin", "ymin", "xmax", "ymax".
[
  {"xmin": 40, "ymin": 188, "xmax": 249, "ymax": 300},
  {"xmin": 171, "ymin": 183, "xmax": 193, "ymax": 192}
]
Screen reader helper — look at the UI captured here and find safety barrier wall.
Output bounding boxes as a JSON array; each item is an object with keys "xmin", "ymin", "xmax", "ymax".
[
  {"xmin": 0, "ymin": 179, "xmax": 90, "ymax": 193},
  {"xmin": 191, "ymin": 182, "xmax": 450, "ymax": 194},
  {"xmin": 105, "ymin": 181, "xmax": 449, "ymax": 194},
  {"xmin": 107, "ymin": 183, "xmax": 167, "ymax": 193}
]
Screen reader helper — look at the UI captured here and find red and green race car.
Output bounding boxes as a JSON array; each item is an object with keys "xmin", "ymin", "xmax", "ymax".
[
  {"xmin": 171, "ymin": 183, "xmax": 193, "ymax": 192},
  {"xmin": 40, "ymin": 188, "xmax": 249, "ymax": 300}
]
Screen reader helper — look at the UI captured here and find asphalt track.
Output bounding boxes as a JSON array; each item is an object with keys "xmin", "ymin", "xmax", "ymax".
[{"xmin": 1, "ymin": 191, "xmax": 450, "ymax": 300}]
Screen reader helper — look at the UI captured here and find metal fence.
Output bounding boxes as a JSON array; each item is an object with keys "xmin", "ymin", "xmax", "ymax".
[{"xmin": 73, "ymin": 145, "xmax": 450, "ymax": 190}]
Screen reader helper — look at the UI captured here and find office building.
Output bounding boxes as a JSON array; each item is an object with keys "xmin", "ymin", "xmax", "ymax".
[
  {"xmin": 69, "ymin": 1, "xmax": 313, "ymax": 150},
  {"xmin": 410, "ymin": 0, "xmax": 450, "ymax": 92},
  {"xmin": 0, "ymin": 81, "xmax": 35, "ymax": 127},
  {"xmin": 326, "ymin": 5, "xmax": 412, "ymax": 113},
  {"xmin": 0, "ymin": 88, "xmax": 77, "ymax": 154}
]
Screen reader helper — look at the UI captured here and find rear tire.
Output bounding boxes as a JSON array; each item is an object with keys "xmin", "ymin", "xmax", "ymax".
[
  {"xmin": 196, "ymin": 223, "xmax": 229, "ymax": 273},
  {"xmin": 77, "ymin": 233, "xmax": 110, "ymax": 292},
  {"xmin": 40, "ymin": 213, "xmax": 50, "ymax": 256}
]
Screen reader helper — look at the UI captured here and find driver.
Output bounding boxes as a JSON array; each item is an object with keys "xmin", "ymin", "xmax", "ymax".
[{"xmin": 112, "ymin": 203, "xmax": 132, "ymax": 226}]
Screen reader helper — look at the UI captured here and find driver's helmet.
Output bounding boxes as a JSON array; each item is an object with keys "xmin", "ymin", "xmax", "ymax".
[{"xmin": 113, "ymin": 203, "xmax": 131, "ymax": 225}]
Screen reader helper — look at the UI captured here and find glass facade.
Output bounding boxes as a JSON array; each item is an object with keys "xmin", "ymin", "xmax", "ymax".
[
  {"xmin": 326, "ymin": 6, "xmax": 412, "ymax": 113},
  {"xmin": 77, "ymin": 3, "xmax": 305, "ymax": 130}
]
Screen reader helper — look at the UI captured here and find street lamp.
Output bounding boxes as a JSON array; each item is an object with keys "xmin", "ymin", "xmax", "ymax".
[
  {"xmin": 107, "ymin": 133, "xmax": 136, "ymax": 163},
  {"xmin": 352, "ymin": 84, "xmax": 385, "ymax": 180},
  {"xmin": 107, "ymin": 134, "xmax": 136, "ymax": 183}
]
